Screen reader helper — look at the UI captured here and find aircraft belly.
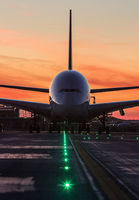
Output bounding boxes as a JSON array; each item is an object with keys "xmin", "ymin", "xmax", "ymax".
[{"xmin": 51, "ymin": 102, "xmax": 88, "ymax": 122}]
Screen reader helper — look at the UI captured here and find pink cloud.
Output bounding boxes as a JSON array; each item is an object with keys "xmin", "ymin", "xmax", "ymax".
[
  {"xmin": 0, "ymin": 28, "xmax": 68, "ymax": 59},
  {"xmin": 4, "ymin": 2, "xmax": 33, "ymax": 17},
  {"xmin": 0, "ymin": 29, "xmax": 51, "ymax": 54},
  {"xmin": 0, "ymin": 29, "xmax": 19, "ymax": 35}
]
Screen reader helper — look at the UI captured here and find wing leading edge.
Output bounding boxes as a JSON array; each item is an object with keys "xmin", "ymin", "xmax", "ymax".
[
  {"xmin": 0, "ymin": 85, "xmax": 138, "ymax": 94},
  {"xmin": 90, "ymin": 86, "xmax": 139, "ymax": 93},
  {"xmin": 1, "ymin": 85, "xmax": 139, "ymax": 94},
  {"xmin": 0, "ymin": 98, "xmax": 51, "ymax": 119},
  {"xmin": 88, "ymin": 100, "xmax": 139, "ymax": 119},
  {"xmin": 0, "ymin": 85, "xmax": 49, "ymax": 93}
]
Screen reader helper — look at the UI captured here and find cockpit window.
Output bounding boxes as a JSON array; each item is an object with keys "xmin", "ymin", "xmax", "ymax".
[{"xmin": 59, "ymin": 88, "xmax": 80, "ymax": 92}]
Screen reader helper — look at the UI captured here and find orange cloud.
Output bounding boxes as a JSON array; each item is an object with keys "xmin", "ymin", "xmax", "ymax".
[
  {"xmin": 0, "ymin": 55, "xmax": 54, "ymax": 87},
  {"xmin": 79, "ymin": 65, "xmax": 139, "ymax": 87}
]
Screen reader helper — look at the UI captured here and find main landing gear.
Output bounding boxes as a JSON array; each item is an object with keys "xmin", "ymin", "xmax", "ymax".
[
  {"xmin": 29, "ymin": 113, "xmax": 40, "ymax": 133},
  {"xmin": 98, "ymin": 113, "xmax": 111, "ymax": 135}
]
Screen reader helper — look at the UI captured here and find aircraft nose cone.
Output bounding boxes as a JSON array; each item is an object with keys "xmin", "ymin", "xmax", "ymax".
[{"xmin": 62, "ymin": 94, "xmax": 81, "ymax": 105}]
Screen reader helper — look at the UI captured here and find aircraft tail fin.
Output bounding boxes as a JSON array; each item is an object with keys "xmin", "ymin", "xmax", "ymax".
[{"xmin": 68, "ymin": 9, "xmax": 72, "ymax": 70}]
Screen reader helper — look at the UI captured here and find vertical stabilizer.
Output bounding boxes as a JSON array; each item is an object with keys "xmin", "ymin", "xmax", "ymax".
[{"xmin": 68, "ymin": 10, "xmax": 72, "ymax": 70}]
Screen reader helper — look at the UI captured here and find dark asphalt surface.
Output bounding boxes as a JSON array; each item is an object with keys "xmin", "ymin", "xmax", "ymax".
[
  {"xmin": 75, "ymin": 133, "xmax": 139, "ymax": 200},
  {"xmin": 0, "ymin": 132, "xmax": 98, "ymax": 200}
]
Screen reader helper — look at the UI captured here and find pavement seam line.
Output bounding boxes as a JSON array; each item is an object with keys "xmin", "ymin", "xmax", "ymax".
[
  {"xmin": 70, "ymin": 135, "xmax": 131, "ymax": 200},
  {"xmin": 69, "ymin": 135, "xmax": 104, "ymax": 200}
]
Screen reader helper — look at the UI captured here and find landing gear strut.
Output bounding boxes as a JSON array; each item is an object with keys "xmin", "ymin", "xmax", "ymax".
[
  {"xmin": 29, "ymin": 113, "xmax": 40, "ymax": 133},
  {"xmin": 99, "ymin": 114, "xmax": 110, "ymax": 135}
]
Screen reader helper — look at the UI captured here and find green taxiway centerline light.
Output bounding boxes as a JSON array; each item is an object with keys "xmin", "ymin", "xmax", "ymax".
[
  {"xmin": 64, "ymin": 152, "xmax": 68, "ymax": 156},
  {"xmin": 63, "ymin": 181, "xmax": 72, "ymax": 190},
  {"xmin": 136, "ymin": 137, "xmax": 139, "ymax": 140},
  {"xmin": 64, "ymin": 158, "xmax": 68, "ymax": 162},
  {"xmin": 64, "ymin": 166, "xmax": 70, "ymax": 170}
]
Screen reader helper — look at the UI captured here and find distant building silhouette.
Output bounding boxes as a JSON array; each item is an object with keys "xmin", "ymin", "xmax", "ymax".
[{"xmin": 0, "ymin": 104, "xmax": 19, "ymax": 119}]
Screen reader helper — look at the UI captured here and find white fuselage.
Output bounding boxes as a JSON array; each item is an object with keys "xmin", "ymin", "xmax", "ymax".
[{"xmin": 50, "ymin": 70, "xmax": 90, "ymax": 122}]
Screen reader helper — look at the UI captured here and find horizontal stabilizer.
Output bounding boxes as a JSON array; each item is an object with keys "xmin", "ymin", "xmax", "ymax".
[
  {"xmin": 90, "ymin": 86, "xmax": 139, "ymax": 93},
  {"xmin": 0, "ymin": 85, "xmax": 49, "ymax": 93}
]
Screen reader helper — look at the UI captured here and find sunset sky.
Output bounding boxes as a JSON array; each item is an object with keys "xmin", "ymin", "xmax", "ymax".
[{"xmin": 0, "ymin": 0, "xmax": 139, "ymax": 119}]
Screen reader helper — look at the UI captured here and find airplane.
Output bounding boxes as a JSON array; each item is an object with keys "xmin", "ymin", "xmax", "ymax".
[{"xmin": 0, "ymin": 10, "xmax": 139, "ymax": 131}]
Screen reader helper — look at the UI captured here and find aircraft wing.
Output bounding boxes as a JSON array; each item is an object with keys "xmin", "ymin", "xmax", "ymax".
[
  {"xmin": 0, "ymin": 98, "xmax": 51, "ymax": 119},
  {"xmin": 1, "ymin": 85, "xmax": 138, "ymax": 94},
  {"xmin": 0, "ymin": 85, "xmax": 49, "ymax": 93},
  {"xmin": 88, "ymin": 100, "xmax": 139, "ymax": 119},
  {"xmin": 90, "ymin": 86, "xmax": 139, "ymax": 93}
]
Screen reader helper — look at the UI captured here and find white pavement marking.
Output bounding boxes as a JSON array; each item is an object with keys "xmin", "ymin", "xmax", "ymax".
[
  {"xmin": 0, "ymin": 153, "xmax": 52, "ymax": 159},
  {"xmin": 0, "ymin": 145, "xmax": 72, "ymax": 149},
  {"xmin": 0, "ymin": 177, "xmax": 35, "ymax": 193}
]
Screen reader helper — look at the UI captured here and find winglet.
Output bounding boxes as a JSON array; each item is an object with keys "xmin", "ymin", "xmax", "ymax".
[{"xmin": 68, "ymin": 9, "xmax": 72, "ymax": 70}]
